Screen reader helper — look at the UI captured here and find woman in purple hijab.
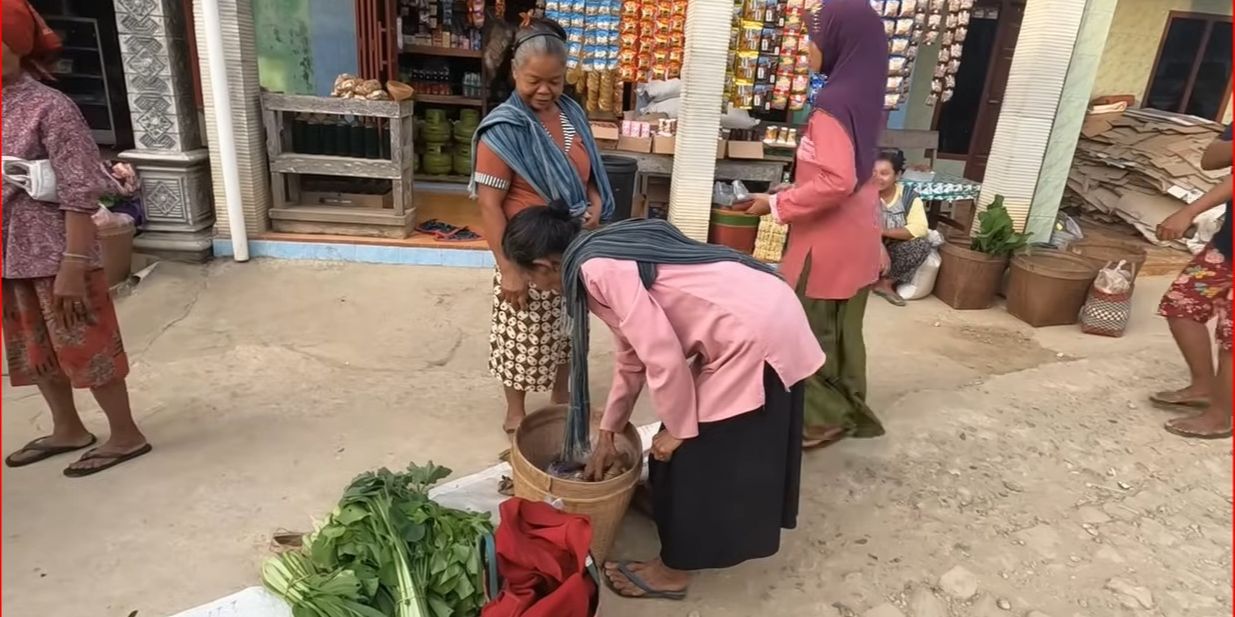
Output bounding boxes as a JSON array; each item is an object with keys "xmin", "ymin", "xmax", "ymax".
[{"xmin": 740, "ymin": 0, "xmax": 887, "ymax": 449}]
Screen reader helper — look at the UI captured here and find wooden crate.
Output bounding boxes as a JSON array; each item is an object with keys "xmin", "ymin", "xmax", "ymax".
[{"xmin": 262, "ymin": 93, "xmax": 416, "ymax": 238}]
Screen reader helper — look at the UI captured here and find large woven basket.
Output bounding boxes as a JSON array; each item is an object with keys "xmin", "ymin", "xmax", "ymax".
[
  {"xmin": 510, "ymin": 406, "xmax": 643, "ymax": 563},
  {"xmin": 753, "ymin": 215, "xmax": 787, "ymax": 263}
]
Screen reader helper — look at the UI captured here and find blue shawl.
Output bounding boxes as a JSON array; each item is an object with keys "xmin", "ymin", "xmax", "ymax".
[{"xmin": 468, "ymin": 93, "xmax": 615, "ymax": 222}]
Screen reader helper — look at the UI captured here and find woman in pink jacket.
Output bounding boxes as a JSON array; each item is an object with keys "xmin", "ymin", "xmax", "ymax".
[
  {"xmin": 502, "ymin": 205, "xmax": 824, "ymax": 599},
  {"xmin": 741, "ymin": 0, "xmax": 887, "ymax": 448}
]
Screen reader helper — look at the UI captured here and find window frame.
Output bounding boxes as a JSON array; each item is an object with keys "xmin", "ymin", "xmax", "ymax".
[{"xmin": 1144, "ymin": 11, "xmax": 1233, "ymax": 121}]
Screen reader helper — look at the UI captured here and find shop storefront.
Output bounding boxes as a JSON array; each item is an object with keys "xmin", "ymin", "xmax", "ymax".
[{"xmin": 99, "ymin": 0, "xmax": 1219, "ymax": 264}]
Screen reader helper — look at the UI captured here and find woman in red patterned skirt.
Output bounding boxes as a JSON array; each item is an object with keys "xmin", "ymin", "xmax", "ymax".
[{"xmin": 2, "ymin": 0, "xmax": 150, "ymax": 476}]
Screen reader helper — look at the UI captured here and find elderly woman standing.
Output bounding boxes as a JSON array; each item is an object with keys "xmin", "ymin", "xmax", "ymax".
[
  {"xmin": 741, "ymin": 0, "xmax": 887, "ymax": 448},
  {"xmin": 470, "ymin": 15, "xmax": 616, "ymax": 434},
  {"xmin": 2, "ymin": 0, "xmax": 150, "ymax": 476}
]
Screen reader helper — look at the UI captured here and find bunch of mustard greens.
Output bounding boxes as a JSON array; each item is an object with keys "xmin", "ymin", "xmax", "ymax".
[{"xmin": 262, "ymin": 462, "xmax": 493, "ymax": 617}]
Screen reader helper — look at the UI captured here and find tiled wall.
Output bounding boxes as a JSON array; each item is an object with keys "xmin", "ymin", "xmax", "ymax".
[{"xmin": 1093, "ymin": 0, "xmax": 1233, "ymax": 121}]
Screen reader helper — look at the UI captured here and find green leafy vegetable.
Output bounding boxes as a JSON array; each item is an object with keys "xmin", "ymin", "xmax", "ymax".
[
  {"xmin": 262, "ymin": 462, "xmax": 493, "ymax": 617},
  {"xmin": 970, "ymin": 195, "xmax": 1030, "ymax": 257}
]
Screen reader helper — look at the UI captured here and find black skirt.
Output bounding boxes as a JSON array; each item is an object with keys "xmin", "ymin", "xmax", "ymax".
[{"xmin": 647, "ymin": 364, "xmax": 804, "ymax": 571}]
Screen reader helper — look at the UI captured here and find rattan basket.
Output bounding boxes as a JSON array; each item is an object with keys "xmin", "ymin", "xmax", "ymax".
[{"xmin": 510, "ymin": 405, "xmax": 643, "ymax": 562}]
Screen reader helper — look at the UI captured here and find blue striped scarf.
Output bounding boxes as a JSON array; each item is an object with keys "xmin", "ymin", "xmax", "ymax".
[
  {"xmin": 468, "ymin": 93, "xmax": 615, "ymax": 222},
  {"xmin": 557, "ymin": 218, "xmax": 779, "ymax": 463}
]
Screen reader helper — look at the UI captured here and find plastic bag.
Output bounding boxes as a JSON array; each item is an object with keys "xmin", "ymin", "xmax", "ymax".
[
  {"xmin": 2, "ymin": 156, "xmax": 58, "ymax": 202},
  {"xmin": 1093, "ymin": 260, "xmax": 1133, "ymax": 295},
  {"xmin": 896, "ymin": 250, "xmax": 941, "ymax": 300}
]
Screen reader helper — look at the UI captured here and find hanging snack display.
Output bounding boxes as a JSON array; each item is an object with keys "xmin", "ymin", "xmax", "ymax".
[
  {"xmin": 926, "ymin": 0, "xmax": 973, "ymax": 106},
  {"xmin": 869, "ymin": 0, "xmax": 924, "ymax": 110},
  {"xmin": 544, "ymin": 3, "xmax": 624, "ymax": 113},
  {"xmin": 727, "ymin": 0, "xmax": 810, "ymax": 111},
  {"xmin": 616, "ymin": 0, "xmax": 687, "ymax": 85}
]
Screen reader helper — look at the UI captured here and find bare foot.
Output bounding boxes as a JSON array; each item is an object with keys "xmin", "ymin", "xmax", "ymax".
[
  {"xmin": 1165, "ymin": 411, "xmax": 1232, "ymax": 439},
  {"xmin": 503, "ymin": 412, "xmax": 524, "ymax": 435},
  {"xmin": 603, "ymin": 559, "xmax": 689, "ymax": 599},
  {"xmin": 803, "ymin": 426, "xmax": 846, "ymax": 449}
]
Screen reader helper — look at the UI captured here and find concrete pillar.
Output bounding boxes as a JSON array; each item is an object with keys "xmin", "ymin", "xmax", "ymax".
[
  {"xmin": 114, "ymin": 0, "xmax": 214, "ymax": 262},
  {"xmin": 666, "ymin": 0, "xmax": 730, "ymax": 241},
  {"xmin": 1024, "ymin": 0, "xmax": 1119, "ymax": 241},
  {"xmin": 973, "ymin": 0, "xmax": 1116, "ymax": 242},
  {"xmin": 194, "ymin": 0, "xmax": 272, "ymax": 239}
]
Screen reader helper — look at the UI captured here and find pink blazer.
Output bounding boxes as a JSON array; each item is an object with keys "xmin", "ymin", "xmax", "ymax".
[
  {"xmin": 580, "ymin": 258, "xmax": 825, "ymax": 440},
  {"xmin": 771, "ymin": 111, "xmax": 883, "ymax": 300}
]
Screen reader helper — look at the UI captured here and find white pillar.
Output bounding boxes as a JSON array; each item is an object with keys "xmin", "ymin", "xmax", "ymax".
[
  {"xmin": 666, "ymin": 0, "xmax": 730, "ymax": 241},
  {"xmin": 973, "ymin": 0, "xmax": 1093, "ymax": 237},
  {"xmin": 1023, "ymin": 0, "xmax": 1118, "ymax": 242},
  {"xmin": 194, "ymin": 0, "xmax": 271, "ymax": 242}
]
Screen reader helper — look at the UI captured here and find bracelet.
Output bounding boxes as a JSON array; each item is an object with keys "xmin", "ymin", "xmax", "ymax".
[{"xmin": 61, "ymin": 252, "xmax": 91, "ymax": 262}]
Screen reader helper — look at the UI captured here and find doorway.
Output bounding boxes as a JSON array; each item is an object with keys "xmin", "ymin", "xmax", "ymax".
[{"xmin": 931, "ymin": 0, "xmax": 1025, "ymax": 182}]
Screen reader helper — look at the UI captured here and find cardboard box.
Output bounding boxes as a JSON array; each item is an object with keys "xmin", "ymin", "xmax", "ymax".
[
  {"xmin": 596, "ymin": 139, "xmax": 618, "ymax": 151},
  {"xmin": 617, "ymin": 135, "xmax": 653, "ymax": 153},
  {"xmin": 590, "ymin": 121, "xmax": 620, "ymax": 141},
  {"xmin": 653, "ymin": 134, "xmax": 676, "ymax": 155},
  {"xmin": 301, "ymin": 189, "xmax": 393, "ymax": 209},
  {"xmin": 716, "ymin": 139, "xmax": 727, "ymax": 159},
  {"xmin": 726, "ymin": 140, "xmax": 765, "ymax": 160}
]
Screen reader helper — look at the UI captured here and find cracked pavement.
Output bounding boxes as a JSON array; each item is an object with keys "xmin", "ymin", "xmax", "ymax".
[{"xmin": 1, "ymin": 260, "xmax": 1229, "ymax": 617}]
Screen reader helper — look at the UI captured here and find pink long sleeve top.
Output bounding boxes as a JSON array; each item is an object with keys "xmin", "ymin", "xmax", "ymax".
[
  {"xmin": 771, "ymin": 111, "xmax": 882, "ymax": 300},
  {"xmin": 580, "ymin": 258, "xmax": 825, "ymax": 440}
]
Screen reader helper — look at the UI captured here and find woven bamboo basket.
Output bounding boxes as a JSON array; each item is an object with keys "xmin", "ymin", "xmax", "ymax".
[
  {"xmin": 510, "ymin": 405, "xmax": 643, "ymax": 562},
  {"xmin": 753, "ymin": 215, "xmax": 788, "ymax": 263}
]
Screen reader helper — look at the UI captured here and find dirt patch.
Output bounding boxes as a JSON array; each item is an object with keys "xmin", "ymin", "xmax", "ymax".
[{"xmin": 931, "ymin": 323, "xmax": 1064, "ymax": 375}]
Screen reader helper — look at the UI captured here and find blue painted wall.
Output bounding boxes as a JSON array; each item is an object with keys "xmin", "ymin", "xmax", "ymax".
[{"xmin": 308, "ymin": 0, "xmax": 358, "ymax": 96}]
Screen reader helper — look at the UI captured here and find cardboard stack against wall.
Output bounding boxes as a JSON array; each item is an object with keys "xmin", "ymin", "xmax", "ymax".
[{"xmin": 1066, "ymin": 108, "xmax": 1227, "ymax": 250}]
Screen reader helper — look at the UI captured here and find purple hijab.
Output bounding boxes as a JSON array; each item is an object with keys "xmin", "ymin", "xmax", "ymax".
[{"xmin": 808, "ymin": 0, "xmax": 888, "ymax": 180}]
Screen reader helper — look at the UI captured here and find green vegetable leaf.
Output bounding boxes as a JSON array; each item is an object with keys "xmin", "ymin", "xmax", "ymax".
[{"xmin": 427, "ymin": 596, "xmax": 453, "ymax": 617}]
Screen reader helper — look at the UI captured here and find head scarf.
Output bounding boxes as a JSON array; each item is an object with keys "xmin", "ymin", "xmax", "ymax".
[
  {"xmin": 808, "ymin": 0, "xmax": 888, "ymax": 180},
  {"xmin": 3, "ymin": 0, "xmax": 62, "ymax": 80}
]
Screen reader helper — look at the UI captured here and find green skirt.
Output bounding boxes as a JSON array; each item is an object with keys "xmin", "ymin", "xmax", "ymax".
[{"xmin": 796, "ymin": 265, "xmax": 885, "ymax": 444}]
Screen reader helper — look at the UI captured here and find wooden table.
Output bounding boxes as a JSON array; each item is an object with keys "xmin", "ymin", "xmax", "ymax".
[{"xmin": 612, "ymin": 152, "xmax": 789, "ymax": 201}]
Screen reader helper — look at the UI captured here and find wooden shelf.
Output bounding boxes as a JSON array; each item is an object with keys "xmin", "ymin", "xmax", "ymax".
[
  {"xmin": 269, "ymin": 205, "xmax": 417, "ymax": 239},
  {"xmin": 415, "ymin": 94, "xmax": 485, "ymax": 107},
  {"xmin": 262, "ymin": 93, "xmax": 411, "ymax": 118},
  {"xmin": 263, "ymin": 93, "xmax": 417, "ymax": 239},
  {"xmin": 271, "ymin": 153, "xmax": 401, "ymax": 180},
  {"xmin": 414, "ymin": 173, "xmax": 471, "ymax": 184},
  {"xmin": 403, "ymin": 45, "xmax": 482, "ymax": 59}
]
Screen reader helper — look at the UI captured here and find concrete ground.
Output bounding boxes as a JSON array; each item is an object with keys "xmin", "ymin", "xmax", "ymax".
[{"xmin": 1, "ymin": 260, "xmax": 1229, "ymax": 617}]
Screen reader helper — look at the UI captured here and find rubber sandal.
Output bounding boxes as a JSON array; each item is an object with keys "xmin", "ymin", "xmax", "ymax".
[
  {"xmin": 5, "ymin": 434, "xmax": 97, "ymax": 468},
  {"xmin": 873, "ymin": 289, "xmax": 907, "ymax": 307},
  {"xmin": 1164, "ymin": 420, "xmax": 1232, "ymax": 440},
  {"xmin": 604, "ymin": 562, "xmax": 688, "ymax": 600},
  {"xmin": 1149, "ymin": 392, "xmax": 1210, "ymax": 409},
  {"xmin": 63, "ymin": 443, "xmax": 153, "ymax": 477}
]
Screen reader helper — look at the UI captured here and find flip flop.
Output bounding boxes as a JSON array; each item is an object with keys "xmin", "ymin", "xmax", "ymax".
[
  {"xmin": 5, "ymin": 434, "xmax": 97, "ymax": 468},
  {"xmin": 1164, "ymin": 420, "xmax": 1232, "ymax": 440},
  {"xmin": 63, "ymin": 443, "xmax": 153, "ymax": 478},
  {"xmin": 1149, "ymin": 392, "xmax": 1210, "ymax": 409},
  {"xmin": 603, "ymin": 562, "xmax": 688, "ymax": 600},
  {"xmin": 873, "ymin": 288, "xmax": 907, "ymax": 307}
]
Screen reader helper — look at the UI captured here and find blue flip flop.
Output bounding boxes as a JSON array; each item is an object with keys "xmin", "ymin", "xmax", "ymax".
[{"xmin": 604, "ymin": 561, "xmax": 688, "ymax": 600}]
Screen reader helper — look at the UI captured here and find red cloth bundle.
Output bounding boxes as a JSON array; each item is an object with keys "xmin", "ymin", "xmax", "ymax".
[{"xmin": 482, "ymin": 498, "xmax": 598, "ymax": 617}]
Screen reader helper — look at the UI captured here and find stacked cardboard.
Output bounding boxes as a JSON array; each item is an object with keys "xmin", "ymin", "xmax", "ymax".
[{"xmin": 1066, "ymin": 108, "xmax": 1227, "ymax": 251}]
